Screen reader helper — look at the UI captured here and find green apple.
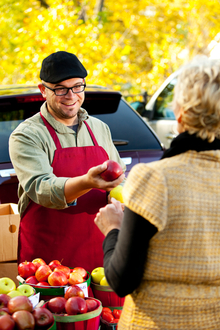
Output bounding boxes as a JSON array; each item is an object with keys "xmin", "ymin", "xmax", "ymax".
[
  {"xmin": 100, "ymin": 276, "xmax": 109, "ymax": 286},
  {"xmin": 0, "ymin": 277, "xmax": 16, "ymax": 294},
  {"xmin": 110, "ymin": 185, "xmax": 124, "ymax": 203},
  {"xmin": 91, "ymin": 267, "xmax": 105, "ymax": 284},
  {"xmin": 7, "ymin": 290, "xmax": 24, "ymax": 298},
  {"xmin": 16, "ymin": 284, "xmax": 35, "ymax": 297}
]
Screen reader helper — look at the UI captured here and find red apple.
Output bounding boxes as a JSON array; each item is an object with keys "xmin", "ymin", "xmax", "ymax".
[
  {"xmin": 0, "ymin": 294, "xmax": 11, "ymax": 309},
  {"xmin": 71, "ymin": 267, "xmax": 87, "ymax": 280},
  {"xmin": 32, "ymin": 307, "xmax": 54, "ymax": 328},
  {"xmin": 85, "ymin": 298, "xmax": 98, "ymax": 312},
  {"xmin": 8, "ymin": 296, "xmax": 33, "ymax": 314},
  {"xmin": 0, "ymin": 313, "xmax": 15, "ymax": 330},
  {"xmin": 0, "ymin": 307, "xmax": 10, "ymax": 315},
  {"xmin": 54, "ymin": 265, "xmax": 71, "ymax": 279},
  {"xmin": 68, "ymin": 272, "xmax": 84, "ymax": 286},
  {"xmin": 110, "ymin": 318, "xmax": 119, "ymax": 323},
  {"xmin": 65, "ymin": 297, "xmax": 88, "ymax": 315},
  {"xmin": 47, "ymin": 297, "xmax": 66, "ymax": 314},
  {"xmin": 100, "ymin": 160, "xmax": 123, "ymax": 182},
  {"xmin": 101, "ymin": 307, "xmax": 112, "ymax": 315},
  {"xmin": 36, "ymin": 282, "xmax": 50, "ymax": 287},
  {"xmin": 35, "ymin": 265, "xmax": 52, "ymax": 282},
  {"xmin": 101, "ymin": 310, "xmax": 114, "ymax": 322},
  {"xmin": 113, "ymin": 309, "xmax": 122, "ymax": 319},
  {"xmin": 32, "ymin": 258, "xmax": 46, "ymax": 270},
  {"xmin": 64, "ymin": 285, "xmax": 85, "ymax": 300},
  {"xmin": 48, "ymin": 260, "xmax": 62, "ymax": 271},
  {"xmin": 48, "ymin": 271, "xmax": 68, "ymax": 287},
  {"xmin": 25, "ymin": 276, "xmax": 38, "ymax": 285},
  {"xmin": 18, "ymin": 261, "xmax": 36, "ymax": 279},
  {"xmin": 12, "ymin": 310, "xmax": 35, "ymax": 330},
  {"xmin": 0, "ymin": 309, "xmax": 9, "ymax": 316}
]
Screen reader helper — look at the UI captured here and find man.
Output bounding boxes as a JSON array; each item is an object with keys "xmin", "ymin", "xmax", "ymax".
[{"xmin": 9, "ymin": 51, "xmax": 125, "ymax": 273}]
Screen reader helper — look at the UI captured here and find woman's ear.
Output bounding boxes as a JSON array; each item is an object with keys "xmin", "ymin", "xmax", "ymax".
[
  {"xmin": 176, "ymin": 108, "xmax": 185, "ymax": 133},
  {"xmin": 177, "ymin": 113, "xmax": 182, "ymax": 123},
  {"xmin": 176, "ymin": 106, "xmax": 183, "ymax": 123},
  {"xmin": 174, "ymin": 103, "xmax": 185, "ymax": 133}
]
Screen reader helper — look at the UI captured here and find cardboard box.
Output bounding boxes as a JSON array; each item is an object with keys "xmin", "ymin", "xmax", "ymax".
[
  {"xmin": 0, "ymin": 261, "xmax": 19, "ymax": 286},
  {"xmin": 0, "ymin": 203, "xmax": 20, "ymax": 262}
]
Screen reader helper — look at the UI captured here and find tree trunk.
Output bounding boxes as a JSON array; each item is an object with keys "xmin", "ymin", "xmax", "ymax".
[
  {"xmin": 38, "ymin": 0, "xmax": 49, "ymax": 8},
  {"xmin": 94, "ymin": 0, "xmax": 104, "ymax": 15}
]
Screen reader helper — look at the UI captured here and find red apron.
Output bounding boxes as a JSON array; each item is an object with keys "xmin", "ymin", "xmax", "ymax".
[{"xmin": 18, "ymin": 114, "xmax": 109, "ymax": 273}]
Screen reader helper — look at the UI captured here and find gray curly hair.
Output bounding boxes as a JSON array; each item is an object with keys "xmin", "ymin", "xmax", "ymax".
[{"xmin": 172, "ymin": 56, "xmax": 220, "ymax": 142}]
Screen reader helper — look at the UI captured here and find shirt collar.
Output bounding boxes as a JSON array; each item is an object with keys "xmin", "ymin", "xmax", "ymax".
[{"xmin": 40, "ymin": 101, "xmax": 89, "ymax": 133}]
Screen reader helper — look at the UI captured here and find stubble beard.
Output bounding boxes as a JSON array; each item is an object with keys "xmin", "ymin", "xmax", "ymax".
[{"xmin": 47, "ymin": 100, "xmax": 78, "ymax": 121}]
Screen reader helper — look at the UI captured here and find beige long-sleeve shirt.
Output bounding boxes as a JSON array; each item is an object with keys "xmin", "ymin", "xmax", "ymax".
[{"xmin": 9, "ymin": 102, "xmax": 126, "ymax": 216}]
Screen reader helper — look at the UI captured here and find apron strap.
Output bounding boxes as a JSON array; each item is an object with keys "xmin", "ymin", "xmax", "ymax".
[
  {"xmin": 84, "ymin": 121, "xmax": 99, "ymax": 146},
  {"xmin": 40, "ymin": 113, "xmax": 62, "ymax": 149},
  {"xmin": 40, "ymin": 113, "xmax": 99, "ymax": 148}
]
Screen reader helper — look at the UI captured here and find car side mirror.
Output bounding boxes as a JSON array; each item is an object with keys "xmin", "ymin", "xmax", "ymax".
[
  {"xmin": 130, "ymin": 101, "xmax": 146, "ymax": 116},
  {"xmin": 142, "ymin": 109, "xmax": 153, "ymax": 120}
]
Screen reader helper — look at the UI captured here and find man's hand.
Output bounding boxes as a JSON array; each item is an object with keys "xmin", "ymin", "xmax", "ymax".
[
  {"xmin": 86, "ymin": 161, "xmax": 125, "ymax": 191},
  {"xmin": 64, "ymin": 161, "xmax": 125, "ymax": 204}
]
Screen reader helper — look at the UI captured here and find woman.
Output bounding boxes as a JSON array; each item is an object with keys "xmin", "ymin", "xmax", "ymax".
[{"xmin": 94, "ymin": 57, "xmax": 220, "ymax": 329}]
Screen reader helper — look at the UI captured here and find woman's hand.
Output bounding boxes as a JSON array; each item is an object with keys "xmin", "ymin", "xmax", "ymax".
[{"xmin": 94, "ymin": 198, "xmax": 124, "ymax": 236}]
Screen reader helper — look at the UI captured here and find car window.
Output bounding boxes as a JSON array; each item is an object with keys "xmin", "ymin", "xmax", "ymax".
[
  {"xmin": 0, "ymin": 98, "xmax": 44, "ymax": 163},
  {"xmin": 82, "ymin": 92, "xmax": 121, "ymax": 115},
  {"xmin": 93, "ymin": 99, "xmax": 162, "ymax": 151},
  {"xmin": 154, "ymin": 77, "xmax": 177, "ymax": 119}
]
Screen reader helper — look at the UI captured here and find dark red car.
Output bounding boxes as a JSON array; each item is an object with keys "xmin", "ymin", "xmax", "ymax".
[{"xmin": 0, "ymin": 85, "xmax": 164, "ymax": 204}]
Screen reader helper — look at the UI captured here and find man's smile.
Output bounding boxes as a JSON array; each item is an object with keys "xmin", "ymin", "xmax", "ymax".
[{"xmin": 62, "ymin": 101, "xmax": 77, "ymax": 106}]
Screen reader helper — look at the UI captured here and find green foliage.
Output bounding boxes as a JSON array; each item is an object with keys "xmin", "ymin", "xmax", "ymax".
[{"xmin": 1, "ymin": 0, "xmax": 220, "ymax": 96}]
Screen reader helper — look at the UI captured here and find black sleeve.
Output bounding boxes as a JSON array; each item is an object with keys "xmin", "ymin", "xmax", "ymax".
[{"xmin": 103, "ymin": 206, "xmax": 158, "ymax": 297}]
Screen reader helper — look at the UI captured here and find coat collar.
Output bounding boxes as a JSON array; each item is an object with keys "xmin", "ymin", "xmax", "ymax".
[{"xmin": 161, "ymin": 131, "xmax": 220, "ymax": 159}]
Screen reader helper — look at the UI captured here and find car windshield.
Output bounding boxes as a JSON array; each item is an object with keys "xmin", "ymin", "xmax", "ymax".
[{"xmin": 154, "ymin": 77, "xmax": 177, "ymax": 119}]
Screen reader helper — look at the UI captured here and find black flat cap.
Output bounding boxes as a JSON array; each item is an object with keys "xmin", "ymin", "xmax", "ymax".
[{"xmin": 40, "ymin": 51, "xmax": 87, "ymax": 83}]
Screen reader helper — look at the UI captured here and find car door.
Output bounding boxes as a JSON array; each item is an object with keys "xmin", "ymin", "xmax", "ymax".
[
  {"xmin": 149, "ymin": 119, "xmax": 178, "ymax": 149},
  {"xmin": 144, "ymin": 71, "xmax": 179, "ymax": 149}
]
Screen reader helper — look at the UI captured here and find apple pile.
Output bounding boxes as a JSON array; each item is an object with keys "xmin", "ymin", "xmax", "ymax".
[
  {"xmin": 45, "ymin": 285, "xmax": 99, "ymax": 315},
  {"xmin": 100, "ymin": 160, "xmax": 123, "ymax": 182},
  {"xmin": 0, "ymin": 277, "xmax": 35, "ymax": 298},
  {"xmin": 101, "ymin": 307, "xmax": 122, "ymax": 325},
  {"xmin": 0, "ymin": 294, "xmax": 54, "ymax": 330},
  {"xmin": 18, "ymin": 258, "xmax": 88, "ymax": 287},
  {"xmin": 91, "ymin": 267, "xmax": 109, "ymax": 286}
]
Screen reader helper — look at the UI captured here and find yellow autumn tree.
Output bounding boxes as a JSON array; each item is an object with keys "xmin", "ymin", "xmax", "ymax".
[{"xmin": 0, "ymin": 0, "xmax": 220, "ymax": 97}]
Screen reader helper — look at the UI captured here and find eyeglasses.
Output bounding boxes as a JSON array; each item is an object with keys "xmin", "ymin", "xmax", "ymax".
[{"xmin": 42, "ymin": 83, "xmax": 86, "ymax": 96}]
